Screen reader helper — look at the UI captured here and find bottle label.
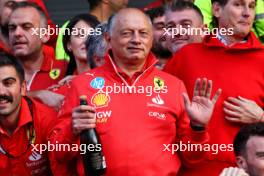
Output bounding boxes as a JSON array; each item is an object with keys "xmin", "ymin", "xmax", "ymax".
[
  {"xmin": 90, "ymin": 152, "xmax": 107, "ymax": 169},
  {"xmin": 102, "ymin": 156, "xmax": 106, "ymax": 168}
]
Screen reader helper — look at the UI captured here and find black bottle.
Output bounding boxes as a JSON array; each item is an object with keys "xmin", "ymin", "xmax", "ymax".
[{"xmin": 79, "ymin": 95, "xmax": 106, "ymax": 176}]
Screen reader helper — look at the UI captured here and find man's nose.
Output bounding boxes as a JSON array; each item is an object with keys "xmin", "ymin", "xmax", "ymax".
[
  {"xmin": 13, "ymin": 26, "xmax": 24, "ymax": 37},
  {"xmin": 242, "ymin": 6, "xmax": 251, "ymax": 18},
  {"xmin": 131, "ymin": 32, "xmax": 141, "ymax": 44}
]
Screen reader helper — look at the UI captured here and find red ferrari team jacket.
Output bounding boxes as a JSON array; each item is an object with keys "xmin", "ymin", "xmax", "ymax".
[
  {"xmin": 50, "ymin": 53, "xmax": 209, "ymax": 176},
  {"xmin": 0, "ymin": 97, "xmax": 57, "ymax": 175},
  {"xmin": 26, "ymin": 46, "xmax": 67, "ymax": 91},
  {"xmin": 164, "ymin": 32, "xmax": 264, "ymax": 176}
]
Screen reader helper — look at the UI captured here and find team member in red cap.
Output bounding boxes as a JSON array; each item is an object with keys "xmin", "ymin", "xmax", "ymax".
[
  {"xmin": 164, "ymin": 0, "xmax": 264, "ymax": 175},
  {"xmin": 0, "ymin": 51, "xmax": 57, "ymax": 175},
  {"xmin": 50, "ymin": 8, "xmax": 222, "ymax": 175}
]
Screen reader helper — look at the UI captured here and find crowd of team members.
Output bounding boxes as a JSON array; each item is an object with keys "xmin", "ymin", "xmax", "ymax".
[{"xmin": 0, "ymin": 0, "xmax": 263, "ymax": 175}]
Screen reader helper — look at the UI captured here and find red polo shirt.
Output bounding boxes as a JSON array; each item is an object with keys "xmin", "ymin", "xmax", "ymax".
[
  {"xmin": 27, "ymin": 46, "xmax": 67, "ymax": 91},
  {"xmin": 0, "ymin": 97, "xmax": 57, "ymax": 175}
]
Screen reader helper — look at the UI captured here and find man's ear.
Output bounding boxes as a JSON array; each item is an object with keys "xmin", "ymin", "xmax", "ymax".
[
  {"xmin": 21, "ymin": 80, "xmax": 27, "ymax": 96},
  {"xmin": 199, "ymin": 23, "xmax": 208, "ymax": 39},
  {"xmin": 236, "ymin": 156, "xmax": 249, "ymax": 172},
  {"xmin": 104, "ymin": 32, "xmax": 111, "ymax": 43},
  {"xmin": 212, "ymin": 2, "xmax": 222, "ymax": 18},
  {"xmin": 104, "ymin": 32, "xmax": 112, "ymax": 49}
]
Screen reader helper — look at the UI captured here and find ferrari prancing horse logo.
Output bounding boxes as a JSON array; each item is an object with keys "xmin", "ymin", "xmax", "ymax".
[
  {"xmin": 49, "ymin": 69, "xmax": 61, "ymax": 80},
  {"xmin": 154, "ymin": 77, "xmax": 165, "ymax": 90}
]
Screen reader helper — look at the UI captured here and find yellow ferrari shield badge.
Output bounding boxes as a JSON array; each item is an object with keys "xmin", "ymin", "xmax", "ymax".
[
  {"xmin": 154, "ymin": 77, "xmax": 165, "ymax": 90},
  {"xmin": 49, "ymin": 69, "xmax": 61, "ymax": 80}
]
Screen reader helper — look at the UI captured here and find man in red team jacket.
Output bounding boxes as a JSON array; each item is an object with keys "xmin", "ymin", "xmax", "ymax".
[
  {"xmin": 0, "ymin": 51, "xmax": 57, "ymax": 175},
  {"xmin": 50, "ymin": 8, "xmax": 222, "ymax": 176},
  {"xmin": 164, "ymin": 0, "xmax": 264, "ymax": 175}
]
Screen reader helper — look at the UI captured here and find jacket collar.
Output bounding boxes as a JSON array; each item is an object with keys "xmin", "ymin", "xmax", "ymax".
[
  {"xmin": 102, "ymin": 52, "xmax": 158, "ymax": 86},
  {"xmin": 0, "ymin": 97, "xmax": 32, "ymax": 136},
  {"xmin": 40, "ymin": 45, "xmax": 55, "ymax": 72},
  {"xmin": 203, "ymin": 32, "xmax": 264, "ymax": 50},
  {"xmin": 104, "ymin": 51, "xmax": 158, "ymax": 73}
]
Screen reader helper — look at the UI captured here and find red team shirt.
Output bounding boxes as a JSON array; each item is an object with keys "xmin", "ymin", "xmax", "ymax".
[
  {"xmin": 0, "ymin": 97, "xmax": 57, "ymax": 175},
  {"xmin": 164, "ymin": 32, "xmax": 264, "ymax": 176},
  {"xmin": 26, "ymin": 46, "xmax": 67, "ymax": 91},
  {"xmin": 0, "ymin": 44, "xmax": 66, "ymax": 91},
  {"xmin": 50, "ymin": 53, "xmax": 209, "ymax": 176}
]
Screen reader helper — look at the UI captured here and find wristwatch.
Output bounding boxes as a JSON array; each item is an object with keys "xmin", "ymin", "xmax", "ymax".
[{"xmin": 190, "ymin": 123, "xmax": 206, "ymax": 131}]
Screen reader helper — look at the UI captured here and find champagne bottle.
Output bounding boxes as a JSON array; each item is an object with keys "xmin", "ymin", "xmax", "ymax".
[{"xmin": 79, "ymin": 95, "xmax": 106, "ymax": 176}]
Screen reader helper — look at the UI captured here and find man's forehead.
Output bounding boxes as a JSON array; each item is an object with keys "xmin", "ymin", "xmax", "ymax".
[
  {"xmin": 9, "ymin": 7, "xmax": 40, "ymax": 23},
  {"xmin": 246, "ymin": 136, "xmax": 264, "ymax": 152},
  {"xmin": 227, "ymin": 0, "xmax": 256, "ymax": 4},
  {"xmin": 116, "ymin": 9, "xmax": 150, "ymax": 23},
  {"xmin": 153, "ymin": 15, "xmax": 165, "ymax": 24},
  {"xmin": 0, "ymin": 66, "xmax": 18, "ymax": 79},
  {"xmin": 115, "ymin": 17, "xmax": 151, "ymax": 31},
  {"xmin": 166, "ymin": 9, "xmax": 198, "ymax": 22}
]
